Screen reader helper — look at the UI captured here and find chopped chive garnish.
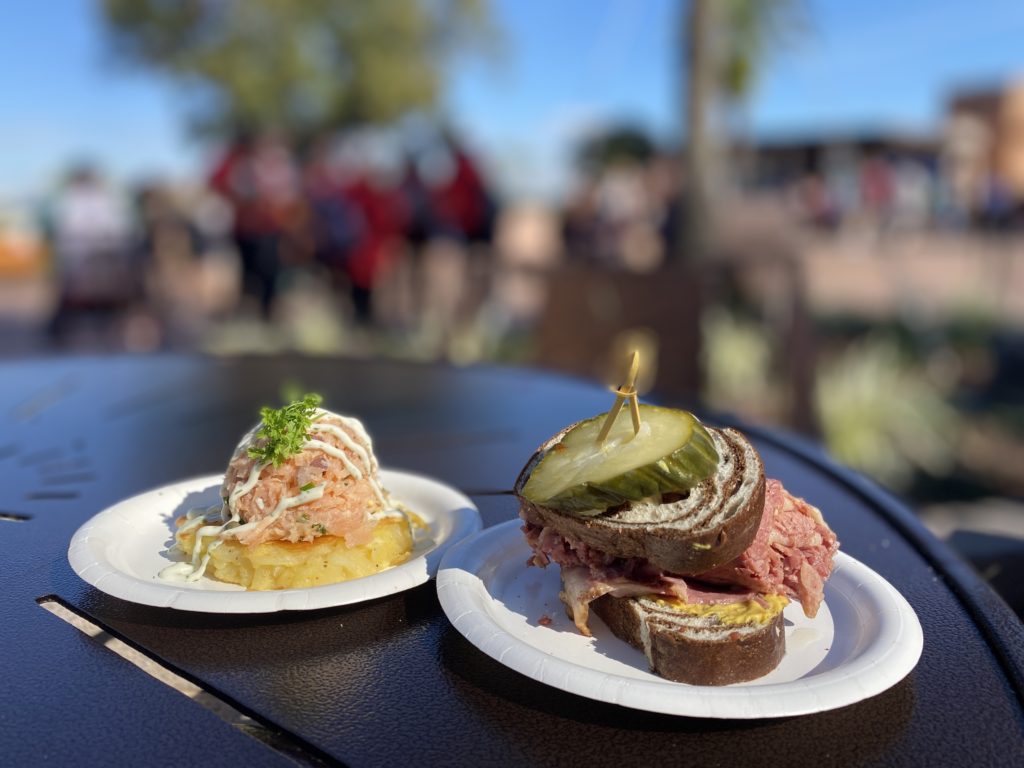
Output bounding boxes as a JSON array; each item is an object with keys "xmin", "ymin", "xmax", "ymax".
[
  {"xmin": 299, "ymin": 482, "xmax": 316, "ymax": 492},
  {"xmin": 312, "ymin": 523, "xmax": 327, "ymax": 535}
]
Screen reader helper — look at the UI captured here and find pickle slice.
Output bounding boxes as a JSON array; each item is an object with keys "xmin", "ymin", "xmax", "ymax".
[{"xmin": 520, "ymin": 405, "xmax": 719, "ymax": 514}]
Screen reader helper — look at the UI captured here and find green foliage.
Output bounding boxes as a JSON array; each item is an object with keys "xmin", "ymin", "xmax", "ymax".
[
  {"xmin": 248, "ymin": 393, "xmax": 323, "ymax": 466},
  {"xmin": 701, "ymin": 307, "xmax": 779, "ymax": 419},
  {"xmin": 101, "ymin": 0, "xmax": 495, "ymax": 136},
  {"xmin": 815, "ymin": 338, "xmax": 961, "ymax": 490},
  {"xmin": 718, "ymin": 0, "xmax": 806, "ymax": 100},
  {"xmin": 577, "ymin": 126, "xmax": 656, "ymax": 170},
  {"xmin": 701, "ymin": 307, "xmax": 963, "ymax": 493}
]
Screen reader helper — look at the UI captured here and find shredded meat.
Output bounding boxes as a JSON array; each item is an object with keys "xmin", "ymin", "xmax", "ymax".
[
  {"xmin": 222, "ymin": 415, "xmax": 382, "ymax": 547},
  {"xmin": 524, "ymin": 522, "xmax": 761, "ymax": 635},
  {"xmin": 523, "ymin": 521, "xmax": 650, "ymax": 573},
  {"xmin": 557, "ymin": 566, "xmax": 759, "ymax": 636},
  {"xmin": 700, "ymin": 479, "xmax": 838, "ymax": 617}
]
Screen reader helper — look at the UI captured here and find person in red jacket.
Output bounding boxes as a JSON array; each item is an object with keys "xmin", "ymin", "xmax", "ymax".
[{"xmin": 210, "ymin": 131, "xmax": 301, "ymax": 319}]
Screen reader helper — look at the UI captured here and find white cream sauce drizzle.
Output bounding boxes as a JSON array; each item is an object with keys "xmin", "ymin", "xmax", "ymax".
[
  {"xmin": 303, "ymin": 438, "xmax": 364, "ymax": 479},
  {"xmin": 222, "ymin": 484, "xmax": 326, "ymax": 539},
  {"xmin": 159, "ymin": 504, "xmax": 226, "ymax": 583},
  {"xmin": 158, "ymin": 562, "xmax": 196, "ymax": 580},
  {"xmin": 159, "ymin": 484, "xmax": 329, "ymax": 582},
  {"xmin": 309, "ymin": 421, "xmax": 372, "ymax": 468},
  {"xmin": 308, "ymin": 411, "xmax": 386, "ymax": 505},
  {"xmin": 228, "ymin": 459, "xmax": 268, "ymax": 518},
  {"xmin": 159, "ymin": 408, "xmax": 389, "ymax": 583}
]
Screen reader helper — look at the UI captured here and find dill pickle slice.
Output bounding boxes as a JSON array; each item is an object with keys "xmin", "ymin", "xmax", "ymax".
[{"xmin": 520, "ymin": 405, "xmax": 719, "ymax": 514}]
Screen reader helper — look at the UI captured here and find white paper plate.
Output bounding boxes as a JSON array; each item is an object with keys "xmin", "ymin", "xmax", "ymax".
[
  {"xmin": 437, "ymin": 520, "xmax": 923, "ymax": 718},
  {"xmin": 69, "ymin": 470, "xmax": 481, "ymax": 613}
]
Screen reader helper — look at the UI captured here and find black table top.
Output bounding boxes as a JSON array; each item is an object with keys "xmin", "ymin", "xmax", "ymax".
[{"xmin": 2, "ymin": 355, "xmax": 1022, "ymax": 767}]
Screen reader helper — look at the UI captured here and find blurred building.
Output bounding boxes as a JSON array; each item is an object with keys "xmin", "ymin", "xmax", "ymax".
[
  {"xmin": 945, "ymin": 80, "xmax": 1024, "ymax": 213},
  {"xmin": 751, "ymin": 131, "xmax": 937, "ymax": 187},
  {"xmin": 746, "ymin": 132, "xmax": 938, "ymax": 231}
]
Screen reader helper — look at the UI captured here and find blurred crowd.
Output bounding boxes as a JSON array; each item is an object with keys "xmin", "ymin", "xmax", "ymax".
[
  {"xmin": 778, "ymin": 154, "xmax": 1024, "ymax": 234},
  {"xmin": 562, "ymin": 155, "xmax": 682, "ymax": 272},
  {"xmin": 561, "ymin": 138, "xmax": 1024, "ymax": 279},
  {"xmin": 35, "ymin": 123, "xmax": 497, "ymax": 350},
  {"xmin": 209, "ymin": 126, "xmax": 495, "ymax": 322},
  {"xmin": 8, "ymin": 123, "xmax": 1024, "ymax": 357}
]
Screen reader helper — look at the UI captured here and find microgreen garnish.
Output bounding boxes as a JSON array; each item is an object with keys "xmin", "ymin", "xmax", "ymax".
[
  {"xmin": 312, "ymin": 523, "xmax": 328, "ymax": 535},
  {"xmin": 247, "ymin": 394, "xmax": 322, "ymax": 467},
  {"xmin": 299, "ymin": 482, "xmax": 316, "ymax": 492}
]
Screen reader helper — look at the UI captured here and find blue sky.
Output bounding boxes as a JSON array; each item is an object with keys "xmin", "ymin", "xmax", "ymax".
[{"xmin": 2, "ymin": 0, "xmax": 1023, "ymax": 201}]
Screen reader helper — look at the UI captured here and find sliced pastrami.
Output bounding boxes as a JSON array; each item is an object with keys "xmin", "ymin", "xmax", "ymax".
[{"xmin": 521, "ymin": 477, "xmax": 838, "ymax": 627}]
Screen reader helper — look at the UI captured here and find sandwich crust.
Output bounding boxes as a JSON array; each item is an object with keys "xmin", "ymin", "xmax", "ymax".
[
  {"xmin": 516, "ymin": 427, "xmax": 765, "ymax": 575},
  {"xmin": 590, "ymin": 594, "xmax": 786, "ymax": 685}
]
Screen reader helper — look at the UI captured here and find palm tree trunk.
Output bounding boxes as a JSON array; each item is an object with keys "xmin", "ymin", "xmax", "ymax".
[{"xmin": 681, "ymin": 0, "xmax": 719, "ymax": 264}]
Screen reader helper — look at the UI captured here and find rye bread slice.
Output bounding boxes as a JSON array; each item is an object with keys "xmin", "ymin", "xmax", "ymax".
[
  {"xmin": 589, "ymin": 593, "xmax": 785, "ymax": 685},
  {"xmin": 516, "ymin": 426, "xmax": 765, "ymax": 575}
]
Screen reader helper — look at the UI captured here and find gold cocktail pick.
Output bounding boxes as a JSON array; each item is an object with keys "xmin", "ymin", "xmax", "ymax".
[{"xmin": 596, "ymin": 350, "xmax": 642, "ymax": 445}]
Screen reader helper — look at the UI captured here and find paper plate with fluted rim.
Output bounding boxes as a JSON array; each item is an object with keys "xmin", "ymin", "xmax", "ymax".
[
  {"xmin": 436, "ymin": 519, "xmax": 923, "ymax": 719},
  {"xmin": 69, "ymin": 470, "xmax": 481, "ymax": 612}
]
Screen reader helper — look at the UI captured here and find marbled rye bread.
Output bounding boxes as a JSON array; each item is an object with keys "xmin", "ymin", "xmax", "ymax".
[
  {"xmin": 590, "ymin": 593, "xmax": 786, "ymax": 685},
  {"xmin": 516, "ymin": 427, "xmax": 765, "ymax": 575}
]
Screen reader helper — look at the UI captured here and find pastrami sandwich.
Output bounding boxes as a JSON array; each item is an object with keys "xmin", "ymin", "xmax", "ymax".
[{"xmin": 515, "ymin": 404, "xmax": 838, "ymax": 686}]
